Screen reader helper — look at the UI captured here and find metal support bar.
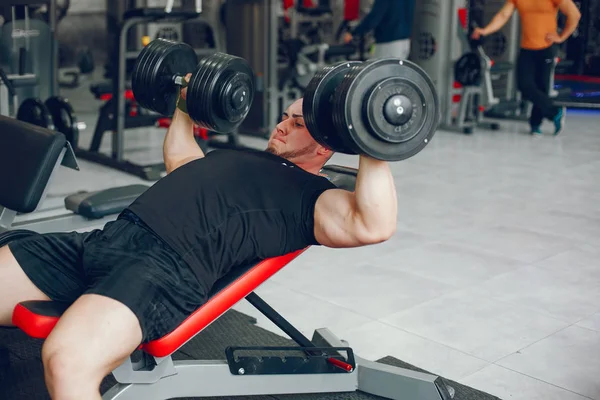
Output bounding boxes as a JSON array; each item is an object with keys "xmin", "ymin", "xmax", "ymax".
[
  {"xmin": 10, "ymin": 212, "xmax": 117, "ymax": 234},
  {"xmin": 101, "ymin": 328, "xmax": 452, "ymax": 400},
  {"xmin": 245, "ymin": 292, "xmax": 314, "ymax": 349},
  {"xmin": 312, "ymin": 328, "xmax": 452, "ymax": 400},
  {"xmin": 102, "ymin": 358, "xmax": 357, "ymax": 400},
  {"xmin": 112, "ymin": 354, "xmax": 177, "ymax": 384},
  {"xmin": 0, "ymin": 208, "xmax": 18, "ymax": 231}
]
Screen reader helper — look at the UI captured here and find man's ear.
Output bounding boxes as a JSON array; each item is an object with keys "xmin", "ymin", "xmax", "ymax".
[{"xmin": 317, "ymin": 145, "xmax": 332, "ymax": 157}]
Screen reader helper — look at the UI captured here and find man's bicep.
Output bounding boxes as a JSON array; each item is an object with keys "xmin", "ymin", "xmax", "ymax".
[
  {"xmin": 557, "ymin": 0, "xmax": 581, "ymax": 16},
  {"xmin": 500, "ymin": 1, "xmax": 516, "ymax": 18},
  {"xmin": 313, "ymin": 188, "xmax": 365, "ymax": 248}
]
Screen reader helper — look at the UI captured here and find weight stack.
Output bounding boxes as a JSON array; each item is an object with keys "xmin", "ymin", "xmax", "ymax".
[{"xmin": 0, "ymin": 19, "xmax": 53, "ymax": 105}]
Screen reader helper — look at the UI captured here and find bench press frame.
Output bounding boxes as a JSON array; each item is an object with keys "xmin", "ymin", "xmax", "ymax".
[{"xmin": 13, "ymin": 250, "xmax": 452, "ymax": 400}]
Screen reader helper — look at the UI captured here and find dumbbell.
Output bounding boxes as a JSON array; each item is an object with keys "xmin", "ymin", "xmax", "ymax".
[
  {"xmin": 16, "ymin": 97, "xmax": 84, "ymax": 148},
  {"xmin": 131, "ymin": 39, "xmax": 255, "ymax": 133},
  {"xmin": 303, "ymin": 59, "xmax": 440, "ymax": 161}
]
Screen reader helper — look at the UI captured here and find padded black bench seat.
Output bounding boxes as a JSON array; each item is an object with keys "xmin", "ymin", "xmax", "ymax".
[{"xmin": 64, "ymin": 185, "xmax": 149, "ymax": 219}]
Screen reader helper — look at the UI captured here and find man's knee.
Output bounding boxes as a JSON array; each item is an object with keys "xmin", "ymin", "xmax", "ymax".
[
  {"xmin": 517, "ymin": 77, "xmax": 537, "ymax": 98},
  {"xmin": 42, "ymin": 341, "xmax": 101, "ymax": 399}
]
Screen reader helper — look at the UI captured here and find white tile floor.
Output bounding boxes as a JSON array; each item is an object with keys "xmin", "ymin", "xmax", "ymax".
[{"xmin": 47, "ymin": 82, "xmax": 600, "ymax": 399}]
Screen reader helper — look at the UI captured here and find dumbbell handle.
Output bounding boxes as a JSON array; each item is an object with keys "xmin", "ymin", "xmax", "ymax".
[
  {"xmin": 172, "ymin": 75, "xmax": 189, "ymax": 114},
  {"xmin": 173, "ymin": 75, "xmax": 188, "ymax": 87}
]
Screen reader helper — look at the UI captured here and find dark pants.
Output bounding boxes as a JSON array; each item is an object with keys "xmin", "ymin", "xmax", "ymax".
[{"xmin": 516, "ymin": 45, "xmax": 559, "ymax": 127}]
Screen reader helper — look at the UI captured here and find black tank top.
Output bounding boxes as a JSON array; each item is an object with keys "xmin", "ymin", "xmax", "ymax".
[{"xmin": 126, "ymin": 149, "xmax": 336, "ymax": 293}]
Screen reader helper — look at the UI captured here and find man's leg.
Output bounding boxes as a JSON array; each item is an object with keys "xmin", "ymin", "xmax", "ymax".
[
  {"xmin": 536, "ymin": 46, "xmax": 566, "ymax": 135},
  {"xmin": 0, "ymin": 246, "xmax": 50, "ymax": 325},
  {"xmin": 517, "ymin": 47, "xmax": 561, "ymax": 133},
  {"xmin": 41, "ymin": 294, "xmax": 142, "ymax": 400},
  {"xmin": 42, "ymin": 213, "xmax": 207, "ymax": 399},
  {"xmin": 0, "ymin": 231, "xmax": 90, "ymax": 326}
]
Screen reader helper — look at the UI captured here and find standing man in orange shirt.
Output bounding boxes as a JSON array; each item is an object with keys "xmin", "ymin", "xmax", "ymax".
[{"xmin": 472, "ymin": 0, "xmax": 581, "ymax": 136}]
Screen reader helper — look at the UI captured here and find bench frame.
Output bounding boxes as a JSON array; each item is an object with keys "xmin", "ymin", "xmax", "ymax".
[
  {"xmin": 101, "ymin": 327, "xmax": 450, "ymax": 400},
  {"xmin": 13, "ymin": 252, "xmax": 452, "ymax": 400}
]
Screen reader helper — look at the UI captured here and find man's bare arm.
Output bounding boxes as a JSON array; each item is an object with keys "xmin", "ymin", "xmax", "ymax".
[
  {"xmin": 163, "ymin": 108, "xmax": 205, "ymax": 174},
  {"xmin": 475, "ymin": 1, "xmax": 515, "ymax": 37},
  {"xmin": 557, "ymin": 0, "xmax": 581, "ymax": 42},
  {"xmin": 314, "ymin": 156, "xmax": 397, "ymax": 248}
]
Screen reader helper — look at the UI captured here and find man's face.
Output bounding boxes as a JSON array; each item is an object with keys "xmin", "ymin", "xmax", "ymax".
[{"xmin": 266, "ymin": 99, "xmax": 326, "ymax": 162}]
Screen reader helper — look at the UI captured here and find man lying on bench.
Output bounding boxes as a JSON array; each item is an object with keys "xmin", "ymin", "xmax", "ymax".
[{"xmin": 0, "ymin": 98, "xmax": 397, "ymax": 399}]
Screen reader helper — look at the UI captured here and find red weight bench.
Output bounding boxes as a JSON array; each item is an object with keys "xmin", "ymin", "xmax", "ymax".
[{"xmin": 3, "ymin": 116, "xmax": 451, "ymax": 400}]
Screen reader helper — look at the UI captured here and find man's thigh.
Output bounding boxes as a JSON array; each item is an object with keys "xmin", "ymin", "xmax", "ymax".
[
  {"xmin": 0, "ymin": 231, "xmax": 92, "ymax": 325},
  {"xmin": 82, "ymin": 219, "xmax": 208, "ymax": 342},
  {"xmin": 42, "ymin": 293, "xmax": 143, "ymax": 386}
]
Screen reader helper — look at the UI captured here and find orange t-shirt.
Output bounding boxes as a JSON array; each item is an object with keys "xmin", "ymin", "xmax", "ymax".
[{"xmin": 509, "ymin": 0, "xmax": 562, "ymax": 50}]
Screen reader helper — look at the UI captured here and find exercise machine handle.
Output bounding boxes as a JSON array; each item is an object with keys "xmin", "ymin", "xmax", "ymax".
[{"xmin": 0, "ymin": 67, "xmax": 17, "ymax": 98}]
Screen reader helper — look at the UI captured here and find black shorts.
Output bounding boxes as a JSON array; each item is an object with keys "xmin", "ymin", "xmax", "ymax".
[{"xmin": 8, "ymin": 210, "xmax": 208, "ymax": 342}]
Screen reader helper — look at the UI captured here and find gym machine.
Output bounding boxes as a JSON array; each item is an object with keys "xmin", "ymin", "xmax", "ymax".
[
  {"xmin": 410, "ymin": 1, "xmax": 500, "ymax": 134},
  {"xmin": 287, "ymin": 0, "xmax": 334, "ymax": 42},
  {"xmin": 0, "ymin": 1, "xmax": 60, "ymax": 100},
  {"xmin": 0, "ymin": 67, "xmax": 37, "ymax": 117},
  {"xmin": 0, "ymin": 115, "xmax": 148, "ymax": 235},
  {"xmin": 73, "ymin": 0, "xmax": 221, "ymax": 181}
]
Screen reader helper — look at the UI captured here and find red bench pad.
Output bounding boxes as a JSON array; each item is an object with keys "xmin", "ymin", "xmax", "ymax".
[{"xmin": 12, "ymin": 249, "xmax": 306, "ymax": 357}]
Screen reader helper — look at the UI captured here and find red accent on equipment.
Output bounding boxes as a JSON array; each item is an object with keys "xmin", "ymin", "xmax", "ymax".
[
  {"xmin": 344, "ymin": 0, "xmax": 359, "ymax": 21},
  {"xmin": 12, "ymin": 249, "xmax": 307, "ymax": 358},
  {"xmin": 142, "ymin": 249, "xmax": 306, "ymax": 357},
  {"xmin": 327, "ymin": 357, "xmax": 354, "ymax": 372},
  {"xmin": 457, "ymin": 8, "xmax": 468, "ymax": 30},
  {"xmin": 555, "ymin": 74, "xmax": 600, "ymax": 84},
  {"xmin": 157, "ymin": 117, "xmax": 171, "ymax": 128},
  {"xmin": 12, "ymin": 303, "xmax": 58, "ymax": 339}
]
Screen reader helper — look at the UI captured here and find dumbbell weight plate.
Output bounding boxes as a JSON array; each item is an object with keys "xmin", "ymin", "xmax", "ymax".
[
  {"xmin": 303, "ymin": 60, "xmax": 361, "ymax": 154},
  {"xmin": 333, "ymin": 58, "xmax": 439, "ymax": 162},
  {"xmin": 187, "ymin": 52, "xmax": 255, "ymax": 133},
  {"xmin": 131, "ymin": 38, "xmax": 198, "ymax": 117},
  {"xmin": 454, "ymin": 52, "xmax": 481, "ymax": 87},
  {"xmin": 17, "ymin": 98, "xmax": 55, "ymax": 130},
  {"xmin": 45, "ymin": 96, "xmax": 79, "ymax": 148}
]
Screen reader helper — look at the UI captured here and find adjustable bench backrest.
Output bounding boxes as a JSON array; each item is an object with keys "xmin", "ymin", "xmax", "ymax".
[{"xmin": 0, "ymin": 115, "xmax": 73, "ymax": 219}]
